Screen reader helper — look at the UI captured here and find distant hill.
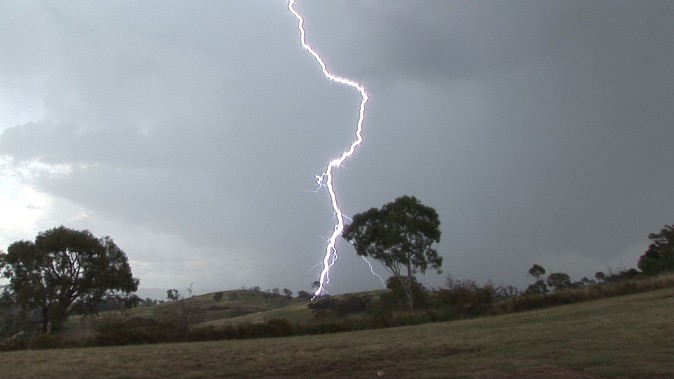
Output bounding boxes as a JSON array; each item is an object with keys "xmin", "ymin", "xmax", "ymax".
[{"xmin": 130, "ymin": 289, "xmax": 308, "ymax": 323}]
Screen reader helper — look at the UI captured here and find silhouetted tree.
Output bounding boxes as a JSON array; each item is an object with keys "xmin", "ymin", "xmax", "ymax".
[
  {"xmin": 297, "ymin": 291, "xmax": 311, "ymax": 300},
  {"xmin": 594, "ymin": 271, "xmax": 607, "ymax": 283},
  {"xmin": 638, "ymin": 224, "xmax": 674, "ymax": 275},
  {"xmin": 574, "ymin": 276, "xmax": 595, "ymax": 288},
  {"xmin": 0, "ymin": 290, "xmax": 22, "ymax": 338},
  {"xmin": 0, "ymin": 226, "xmax": 138, "ymax": 334},
  {"xmin": 343, "ymin": 195, "xmax": 442, "ymax": 312},
  {"xmin": 166, "ymin": 289, "xmax": 181, "ymax": 302},
  {"xmin": 525, "ymin": 264, "xmax": 549, "ymax": 295},
  {"xmin": 528, "ymin": 264, "xmax": 546, "ymax": 279},
  {"xmin": 546, "ymin": 272, "xmax": 572, "ymax": 292}
]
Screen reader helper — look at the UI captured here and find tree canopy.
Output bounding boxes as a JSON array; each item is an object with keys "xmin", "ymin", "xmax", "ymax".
[
  {"xmin": 0, "ymin": 226, "xmax": 139, "ymax": 333},
  {"xmin": 638, "ymin": 224, "xmax": 674, "ymax": 275},
  {"xmin": 342, "ymin": 195, "xmax": 442, "ymax": 312}
]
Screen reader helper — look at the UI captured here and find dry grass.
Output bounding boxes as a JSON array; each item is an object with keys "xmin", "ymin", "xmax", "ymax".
[
  {"xmin": 197, "ymin": 289, "xmax": 385, "ymax": 328},
  {"xmin": 64, "ymin": 289, "xmax": 307, "ymax": 332},
  {"xmin": 1, "ymin": 287, "xmax": 673, "ymax": 378}
]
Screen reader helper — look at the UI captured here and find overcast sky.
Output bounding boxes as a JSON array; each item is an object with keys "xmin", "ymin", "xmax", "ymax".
[{"xmin": 1, "ymin": 0, "xmax": 673, "ymax": 296}]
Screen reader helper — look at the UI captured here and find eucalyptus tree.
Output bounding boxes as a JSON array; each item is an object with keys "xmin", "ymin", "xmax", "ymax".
[
  {"xmin": 343, "ymin": 195, "xmax": 442, "ymax": 312},
  {"xmin": 0, "ymin": 226, "xmax": 139, "ymax": 333}
]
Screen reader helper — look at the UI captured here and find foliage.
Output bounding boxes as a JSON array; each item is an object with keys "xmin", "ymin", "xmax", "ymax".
[
  {"xmin": 381, "ymin": 276, "xmax": 429, "ymax": 311},
  {"xmin": 638, "ymin": 224, "xmax": 674, "ymax": 275},
  {"xmin": 525, "ymin": 280, "xmax": 548, "ymax": 295},
  {"xmin": 306, "ymin": 294, "xmax": 370, "ymax": 319},
  {"xmin": 0, "ymin": 291, "xmax": 23, "ymax": 339},
  {"xmin": 546, "ymin": 272, "xmax": 572, "ymax": 292},
  {"xmin": 595, "ymin": 268, "xmax": 641, "ymax": 283},
  {"xmin": 297, "ymin": 290, "xmax": 311, "ymax": 300},
  {"xmin": 282, "ymin": 288, "xmax": 293, "ymax": 299},
  {"xmin": 166, "ymin": 289, "xmax": 180, "ymax": 302},
  {"xmin": 160, "ymin": 293, "xmax": 204, "ymax": 340},
  {"xmin": 528, "ymin": 264, "xmax": 546, "ymax": 279},
  {"xmin": 432, "ymin": 277, "xmax": 497, "ymax": 318},
  {"xmin": 94, "ymin": 314, "xmax": 176, "ymax": 345},
  {"xmin": 343, "ymin": 195, "xmax": 442, "ymax": 312},
  {"xmin": 496, "ymin": 272, "xmax": 674, "ymax": 315},
  {"xmin": 525, "ymin": 264, "xmax": 549, "ymax": 294},
  {"xmin": 306, "ymin": 295, "xmax": 336, "ymax": 319},
  {"xmin": 212, "ymin": 292, "xmax": 224, "ymax": 302},
  {"xmin": 495, "ymin": 285, "xmax": 520, "ymax": 300},
  {"xmin": 0, "ymin": 226, "xmax": 138, "ymax": 334},
  {"xmin": 595, "ymin": 271, "xmax": 607, "ymax": 283}
]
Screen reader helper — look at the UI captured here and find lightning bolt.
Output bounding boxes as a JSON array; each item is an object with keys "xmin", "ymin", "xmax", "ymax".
[
  {"xmin": 362, "ymin": 256, "xmax": 386, "ymax": 287},
  {"xmin": 287, "ymin": 0, "xmax": 372, "ymax": 298}
]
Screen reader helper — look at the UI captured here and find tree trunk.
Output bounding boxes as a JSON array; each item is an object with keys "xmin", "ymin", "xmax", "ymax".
[
  {"xmin": 406, "ymin": 257, "xmax": 414, "ymax": 313},
  {"xmin": 41, "ymin": 305, "xmax": 49, "ymax": 334}
]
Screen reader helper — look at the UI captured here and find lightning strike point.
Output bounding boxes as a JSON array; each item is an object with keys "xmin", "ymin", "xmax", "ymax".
[{"xmin": 287, "ymin": 0, "xmax": 371, "ymax": 298}]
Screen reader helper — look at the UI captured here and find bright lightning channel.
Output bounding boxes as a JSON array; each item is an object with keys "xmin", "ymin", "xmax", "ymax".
[
  {"xmin": 362, "ymin": 256, "xmax": 386, "ymax": 287},
  {"xmin": 287, "ymin": 0, "xmax": 379, "ymax": 298}
]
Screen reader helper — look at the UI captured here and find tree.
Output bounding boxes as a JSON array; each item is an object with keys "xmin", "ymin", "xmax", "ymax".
[
  {"xmin": 574, "ymin": 276, "xmax": 595, "ymax": 288},
  {"xmin": 0, "ymin": 226, "xmax": 139, "ymax": 334},
  {"xmin": 212, "ymin": 292, "xmax": 224, "ymax": 302},
  {"xmin": 546, "ymin": 272, "xmax": 572, "ymax": 292},
  {"xmin": 166, "ymin": 289, "xmax": 181, "ymax": 302},
  {"xmin": 0, "ymin": 290, "xmax": 22, "ymax": 338},
  {"xmin": 342, "ymin": 195, "xmax": 442, "ymax": 312},
  {"xmin": 638, "ymin": 224, "xmax": 674, "ymax": 275},
  {"xmin": 382, "ymin": 276, "xmax": 428, "ymax": 311},
  {"xmin": 528, "ymin": 264, "xmax": 546, "ymax": 279},
  {"xmin": 525, "ymin": 264, "xmax": 548, "ymax": 295},
  {"xmin": 594, "ymin": 271, "xmax": 606, "ymax": 283},
  {"xmin": 297, "ymin": 290, "xmax": 311, "ymax": 300}
]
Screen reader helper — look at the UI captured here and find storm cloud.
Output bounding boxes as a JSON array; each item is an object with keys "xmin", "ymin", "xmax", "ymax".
[{"xmin": 1, "ymin": 0, "xmax": 673, "ymax": 294}]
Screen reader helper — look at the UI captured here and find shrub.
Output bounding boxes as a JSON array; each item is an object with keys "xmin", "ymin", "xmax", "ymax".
[
  {"xmin": 432, "ymin": 277, "xmax": 497, "ymax": 318},
  {"xmin": 306, "ymin": 295, "xmax": 336, "ymax": 319},
  {"xmin": 265, "ymin": 318, "xmax": 294, "ymax": 337},
  {"xmin": 297, "ymin": 291, "xmax": 311, "ymax": 300},
  {"xmin": 94, "ymin": 314, "xmax": 177, "ymax": 345},
  {"xmin": 382, "ymin": 276, "xmax": 429, "ymax": 311}
]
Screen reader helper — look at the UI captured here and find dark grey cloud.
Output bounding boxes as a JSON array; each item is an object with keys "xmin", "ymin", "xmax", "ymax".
[
  {"xmin": 1, "ymin": 0, "xmax": 673, "ymax": 293},
  {"xmin": 301, "ymin": 0, "xmax": 674, "ymax": 285}
]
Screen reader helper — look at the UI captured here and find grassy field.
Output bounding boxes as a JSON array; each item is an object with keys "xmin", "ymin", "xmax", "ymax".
[{"xmin": 1, "ymin": 287, "xmax": 672, "ymax": 378}]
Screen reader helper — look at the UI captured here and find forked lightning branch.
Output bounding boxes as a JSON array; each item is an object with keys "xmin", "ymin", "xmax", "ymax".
[{"xmin": 287, "ymin": 0, "xmax": 382, "ymax": 297}]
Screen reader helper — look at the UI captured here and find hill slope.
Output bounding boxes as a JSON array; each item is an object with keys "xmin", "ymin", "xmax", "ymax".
[{"xmin": 3, "ymin": 287, "xmax": 673, "ymax": 378}]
